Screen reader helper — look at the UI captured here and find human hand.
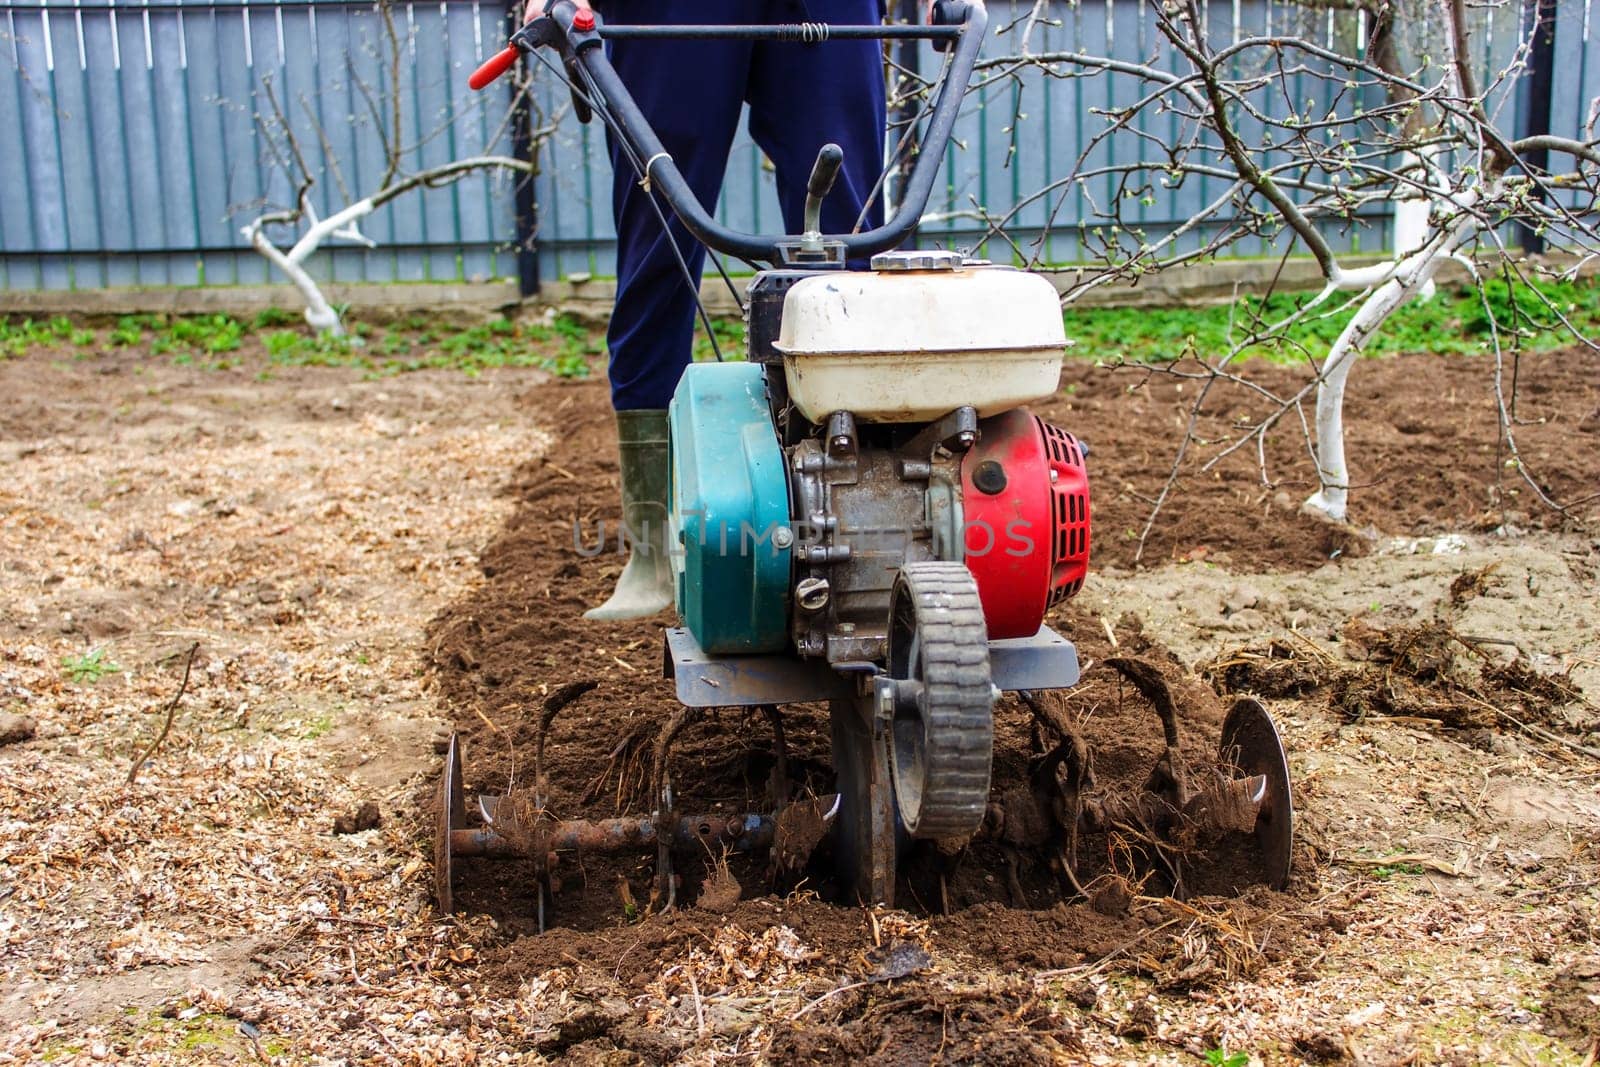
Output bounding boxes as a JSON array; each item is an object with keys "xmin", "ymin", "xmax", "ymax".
[{"xmin": 523, "ymin": 0, "xmax": 591, "ymax": 25}]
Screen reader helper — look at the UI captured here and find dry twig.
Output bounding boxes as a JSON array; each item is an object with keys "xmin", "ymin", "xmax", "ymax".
[{"xmin": 126, "ymin": 642, "xmax": 200, "ymax": 785}]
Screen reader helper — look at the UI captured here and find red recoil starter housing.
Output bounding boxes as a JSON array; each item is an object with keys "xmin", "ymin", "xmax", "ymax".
[{"xmin": 958, "ymin": 409, "xmax": 1091, "ymax": 639}]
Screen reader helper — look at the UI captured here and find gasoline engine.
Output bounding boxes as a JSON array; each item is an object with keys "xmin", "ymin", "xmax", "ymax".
[{"xmin": 667, "ymin": 251, "xmax": 1092, "ymax": 871}]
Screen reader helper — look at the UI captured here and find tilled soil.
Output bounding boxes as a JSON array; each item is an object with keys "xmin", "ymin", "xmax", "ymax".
[
  {"xmin": 3, "ymin": 337, "xmax": 1597, "ymax": 1064},
  {"xmin": 1039, "ymin": 346, "xmax": 1599, "ymax": 567},
  {"xmin": 427, "ymin": 343, "xmax": 1598, "ymax": 827}
]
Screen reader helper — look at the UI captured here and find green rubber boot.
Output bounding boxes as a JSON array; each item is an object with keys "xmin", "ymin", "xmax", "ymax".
[{"xmin": 585, "ymin": 409, "xmax": 675, "ymax": 621}]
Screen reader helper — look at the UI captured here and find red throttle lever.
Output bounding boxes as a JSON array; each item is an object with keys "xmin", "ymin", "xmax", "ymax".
[
  {"xmin": 470, "ymin": 8, "xmax": 595, "ymax": 91},
  {"xmin": 468, "ymin": 44, "xmax": 520, "ymax": 90}
]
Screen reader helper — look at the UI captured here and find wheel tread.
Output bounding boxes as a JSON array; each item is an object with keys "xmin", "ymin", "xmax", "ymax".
[{"xmin": 889, "ymin": 562, "xmax": 994, "ymax": 839}]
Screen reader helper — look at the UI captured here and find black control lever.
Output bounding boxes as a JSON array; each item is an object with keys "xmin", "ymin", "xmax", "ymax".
[
  {"xmin": 510, "ymin": 7, "xmax": 596, "ymax": 125},
  {"xmin": 563, "ymin": 54, "xmax": 593, "ymax": 123},
  {"xmin": 802, "ymin": 143, "xmax": 845, "ymax": 238}
]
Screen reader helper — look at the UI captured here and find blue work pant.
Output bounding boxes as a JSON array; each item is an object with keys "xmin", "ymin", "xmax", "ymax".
[{"xmin": 601, "ymin": 0, "xmax": 888, "ymax": 411}]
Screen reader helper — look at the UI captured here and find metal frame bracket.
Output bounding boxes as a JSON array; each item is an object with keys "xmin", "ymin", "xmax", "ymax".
[{"xmin": 664, "ymin": 625, "xmax": 1079, "ymax": 707}]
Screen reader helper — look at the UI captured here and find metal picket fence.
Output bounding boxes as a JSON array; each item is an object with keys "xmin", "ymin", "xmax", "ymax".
[
  {"xmin": 1, "ymin": 0, "xmax": 1594, "ymax": 293},
  {"xmin": 0, "ymin": 0, "xmax": 517, "ymax": 290}
]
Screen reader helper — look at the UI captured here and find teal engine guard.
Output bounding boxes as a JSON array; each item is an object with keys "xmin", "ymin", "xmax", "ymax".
[{"xmin": 668, "ymin": 363, "xmax": 792, "ymax": 653}]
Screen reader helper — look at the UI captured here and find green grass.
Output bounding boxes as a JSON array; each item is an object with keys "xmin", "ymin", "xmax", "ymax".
[
  {"xmin": 300, "ymin": 712, "xmax": 336, "ymax": 740},
  {"xmin": 251, "ymin": 306, "xmax": 298, "ymax": 329},
  {"xmin": 1369, "ymin": 860, "xmax": 1427, "ymax": 879},
  {"xmin": 62, "ymin": 648, "xmax": 121, "ymax": 684},
  {"xmin": 692, "ymin": 317, "xmax": 747, "ymax": 363},
  {"xmin": 1360, "ymin": 847, "xmax": 1429, "ymax": 880},
  {"xmin": 3, "ymin": 273, "xmax": 1593, "ymax": 374},
  {"xmin": 1204, "ymin": 1050, "xmax": 1249, "ymax": 1067},
  {"xmin": 36, "ymin": 1039, "xmax": 84, "ymax": 1063},
  {"xmin": 108, "ymin": 315, "xmax": 148, "ymax": 347},
  {"xmin": 683, "ymin": 275, "xmax": 1600, "ymax": 369},
  {"xmin": 150, "ymin": 313, "xmax": 244, "ymax": 356},
  {"xmin": 0, "ymin": 310, "xmax": 598, "ymax": 379},
  {"xmin": 126, "ymin": 1007, "xmax": 287, "ymax": 1058},
  {"xmin": 1064, "ymin": 276, "xmax": 1600, "ymax": 365},
  {"xmin": 258, "ymin": 313, "xmax": 597, "ymax": 378},
  {"xmin": 1, "ymin": 314, "xmax": 92, "ymax": 358},
  {"xmin": 1411, "ymin": 1006, "xmax": 1581, "ymax": 1065}
]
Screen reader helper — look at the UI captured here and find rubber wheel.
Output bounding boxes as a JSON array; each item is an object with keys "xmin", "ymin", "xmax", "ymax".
[{"xmin": 886, "ymin": 562, "xmax": 994, "ymax": 840}]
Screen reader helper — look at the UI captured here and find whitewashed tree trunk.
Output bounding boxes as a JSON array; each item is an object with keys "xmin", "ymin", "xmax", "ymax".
[
  {"xmin": 1393, "ymin": 147, "xmax": 1449, "ymax": 302},
  {"xmin": 1304, "ymin": 198, "xmax": 1490, "ymax": 521},
  {"xmin": 244, "ymin": 216, "xmax": 349, "ymax": 335}
]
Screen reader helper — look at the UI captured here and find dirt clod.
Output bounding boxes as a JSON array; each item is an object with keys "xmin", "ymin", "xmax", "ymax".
[
  {"xmin": 0, "ymin": 712, "xmax": 37, "ymax": 746},
  {"xmin": 1203, "ymin": 639, "xmax": 1332, "ymax": 698},
  {"xmin": 1293, "ymin": 1030, "xmax": 1351, "ymax": 1063},
  {"xmin": 1115, "ymin": 997, "xmax": 1157, "ymax": 1039},
  {"xmin": 1334, "ymin": 618, "xmax": 1586, "ymax": 731},
  {"xmin": 332, "ymin": 801, "xmax": 382, "ymax": 835},
  {"xmin": 863, "ymin": 941, "xmax": 932, "ymax": 982},
  {"xmin": 695, "ymin": 858, "xmax": 742, "ymax": 914},
  {"xmin": 1090, "ymin": 876, "xmax": 1133, "ymax": 917},
  {"xmin": 1545, "ymin": 954, "xmax": 1600, "ymax": 1046},
  {"xmin": 1448, "ymin": 561, "xmax": 1501, "ymax": 605}
]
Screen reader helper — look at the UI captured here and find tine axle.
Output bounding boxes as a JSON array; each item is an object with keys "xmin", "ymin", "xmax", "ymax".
[{"xmin": 449, "ymin": 809, "xmax": 778, "ymax": 859}]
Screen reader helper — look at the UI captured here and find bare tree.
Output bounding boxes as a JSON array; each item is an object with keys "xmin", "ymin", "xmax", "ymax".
[
  {"xmin": 926, "ymin": 0, "xmax": 1598, "ymax": 550},
  {"xmin": 239, "ymin": 1, "xmax": 556, "ymax": 335}
]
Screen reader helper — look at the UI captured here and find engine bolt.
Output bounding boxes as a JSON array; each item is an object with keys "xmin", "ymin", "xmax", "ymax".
[{"xmin": 796, "ymin": 576, "xmax": 830, "ymax": 611}]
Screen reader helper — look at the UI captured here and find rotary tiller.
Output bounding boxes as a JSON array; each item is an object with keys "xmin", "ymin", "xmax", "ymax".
[{"xmin": 440, "ymin": 1, "xmax": 1293, "ymax": 924}]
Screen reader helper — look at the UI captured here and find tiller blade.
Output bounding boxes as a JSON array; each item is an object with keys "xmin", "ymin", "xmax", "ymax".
[
  {"xmin": 1012, "ymin": 666, "xmax": 1294, "ymax": 900},
  {"xmin": 1217, "ymin": 696, "xmax": 1294, "ymax": 890},
  {"xmin": 432, "ymin": 732, "xmax": 827, "ymax": 923}
]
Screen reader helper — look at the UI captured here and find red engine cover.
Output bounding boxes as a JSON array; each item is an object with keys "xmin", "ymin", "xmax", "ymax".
[{"xmin": 959, "ymin": 409, "xmax": 1091, "ymax": 639}]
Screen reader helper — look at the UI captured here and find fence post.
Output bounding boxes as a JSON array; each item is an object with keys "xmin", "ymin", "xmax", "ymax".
[
  {"xmin": 1515, "ymin": 0, "xmax": 1557, "ymax": 254},
  {"xmin": 509, "ymin": 1, "xmax": 542, "ymax": 297}
]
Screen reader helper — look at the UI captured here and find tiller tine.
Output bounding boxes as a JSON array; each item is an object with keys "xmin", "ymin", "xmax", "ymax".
[
  {"xmin": 1083, "ymin": 660, "xmax": 1294, "ymax": 895},
  {"xmin": 435, "ymin": 733, "xmax": 467, "ymax": 914},
  {"xmin": 1217, "ymin": 696, "xmax": 1294, "ymax": 890},
  {"xmin": 1180, "ymin": 773, "xmax": 1269, "ymax": 835},
  {"xmin": 433, "ymin": 733, "xmax": 783, "ymax": 920}
]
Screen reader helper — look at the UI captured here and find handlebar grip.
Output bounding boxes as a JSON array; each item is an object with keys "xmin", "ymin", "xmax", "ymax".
[
  {"xmin": 930, "ymin": 0, "xmax": 972, "ymax": 52},
  {"xmin": 468, "ymin": 45, "xmax": 521, "ymax": 91},
  {"xmin": 806, "ymin": 144, "xmax": 845, "ymax": 200}
]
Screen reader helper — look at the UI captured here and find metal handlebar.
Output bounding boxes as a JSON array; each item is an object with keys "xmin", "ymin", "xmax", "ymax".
[{"xmin": 469, "ymin": 0, "xmax": 989, "ymax": 266}]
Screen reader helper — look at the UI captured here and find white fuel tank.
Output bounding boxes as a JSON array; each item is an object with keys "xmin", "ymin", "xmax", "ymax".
[{"xmin": 774, "ymin": 252, "xmax": 1066, "ymax": 424}]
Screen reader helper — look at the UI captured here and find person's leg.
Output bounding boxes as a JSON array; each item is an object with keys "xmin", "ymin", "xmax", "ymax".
[
  {"xmin": 746, "ymin": 0, "xmax": 887, "ymax": 245},
  {"xmin": 604, "ymin": 0, "xmax": 752, "ymax": 412},
  {"xmin": 587, "ymin": 0, "xmax": 752, "ymax": 620}
]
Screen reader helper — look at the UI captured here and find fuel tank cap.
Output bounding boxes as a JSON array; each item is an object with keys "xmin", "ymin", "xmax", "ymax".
[{"xmin": 869, "ymin": 249, "xmax": 966, "ymax": 271}]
